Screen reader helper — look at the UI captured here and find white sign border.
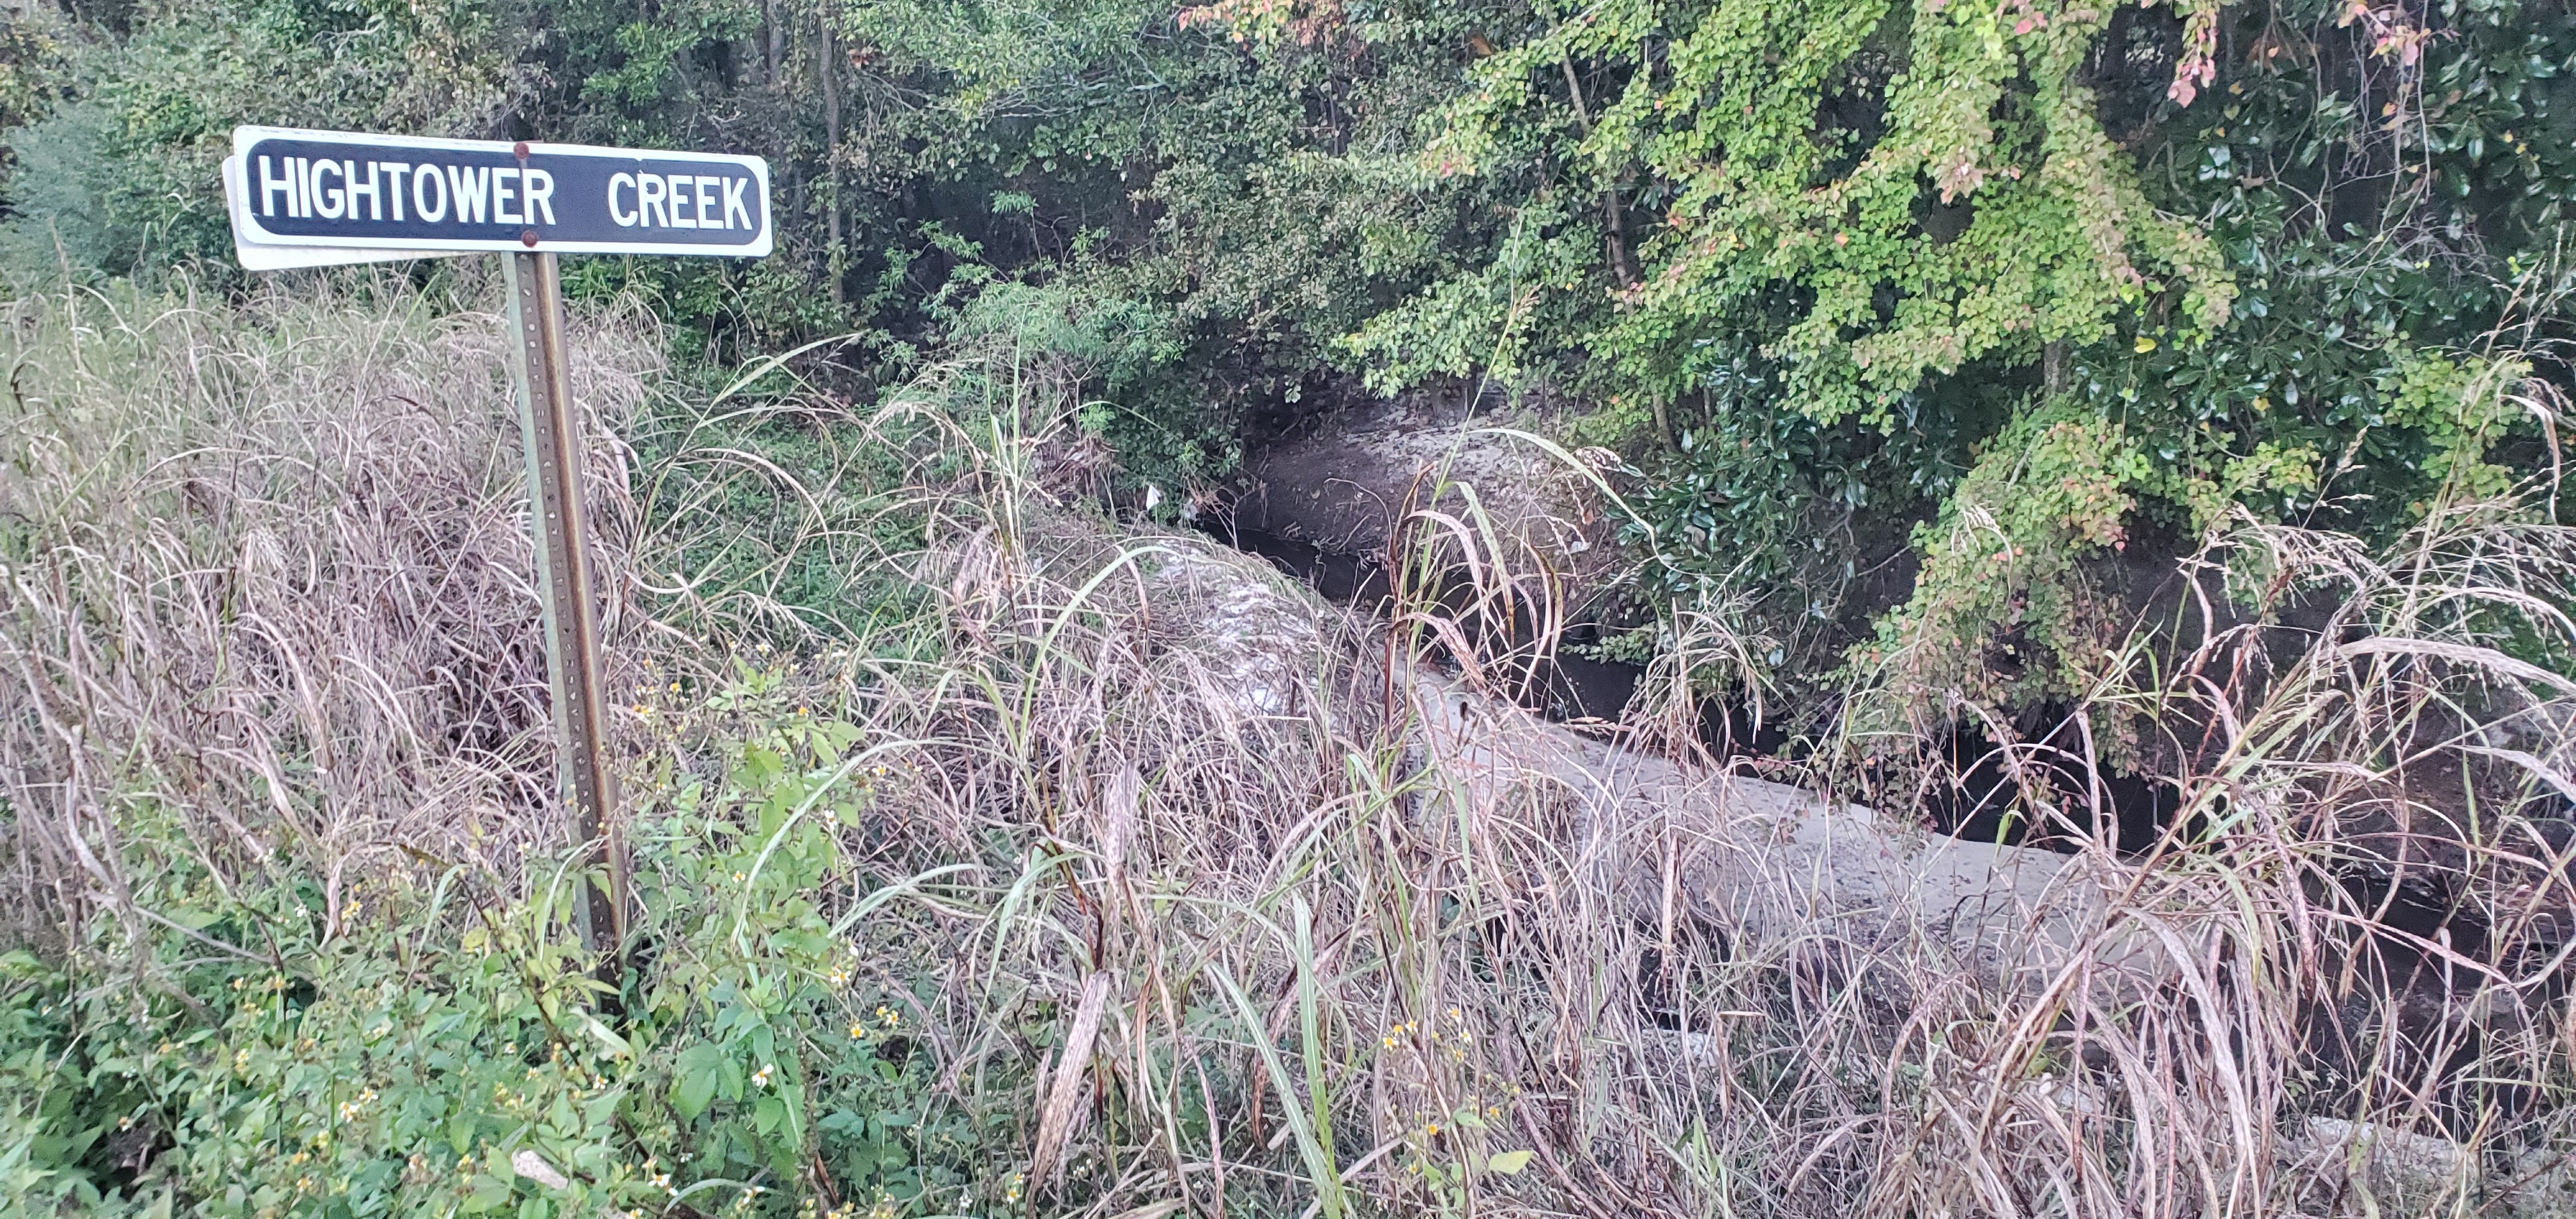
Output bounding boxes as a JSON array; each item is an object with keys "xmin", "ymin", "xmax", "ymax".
[
  {"xmin": 224, "ymin": 157, "xmax": 470, "ymax": 270},
  {"xmin": 229, "ymin": 125, "xmax": 774, "ymax": 259}
]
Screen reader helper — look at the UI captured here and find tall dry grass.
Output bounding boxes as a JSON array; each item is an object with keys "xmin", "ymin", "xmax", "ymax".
[
  {"xmin": 758, "ymin": 365, "xmax": 2576, "ymax": 1215},
  {"xmin": 8, "ymin": 272, "xmax": 2576, "ymax": 1218},
  {"xmin": 0, "ymin": 272, "xmax": 666, "ymax": 954}
]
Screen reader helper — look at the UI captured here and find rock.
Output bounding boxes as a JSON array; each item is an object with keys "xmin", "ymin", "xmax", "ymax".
[
  {"xmin": 510, "ymin": 1150, "xmax": 569, "ymax": 1190},
  {"xmin": 1233, "ymin": 394, "xmax": 1618, "ymax": 584},
  {"xmin": 1138, "ymin": 537, "xmax": 1335, "ymax": 724},
  {"xmin": 2277, "ymin": 1117, "xmax": 2576, "ymax": 1218},
  {"xmin": 1407, "ymin": 673, "xmax": 2182, "ymax": 997},
  {"xmin": 1126, "ymin": 524, "xmax": 2182, "ymax": 997}
]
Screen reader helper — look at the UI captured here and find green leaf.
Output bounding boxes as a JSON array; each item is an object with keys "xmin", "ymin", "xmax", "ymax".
[
  {"xmin": 1487, "ymin": 1150, "xmax": 1535, "ymax": 1176},
  {"xmin": 461, "ymin": 1174, "xmax": 516, "ymax": 1213},
  {"xmin": 577, "ymin": 1013, "xmax": 630, "ymax": 1059},
  {"xmin": 671, "ymin": 1044, "xmax": 723, "ymax": 1120}
]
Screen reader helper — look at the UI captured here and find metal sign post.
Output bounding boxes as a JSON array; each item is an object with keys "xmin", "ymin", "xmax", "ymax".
[
  {"xmin": 504, "ymin": 249, "xmax": 627, "ymax": 954},
  {"xmin": 224, "ymin": 125, "xmax": 774, "ymax": 960}
]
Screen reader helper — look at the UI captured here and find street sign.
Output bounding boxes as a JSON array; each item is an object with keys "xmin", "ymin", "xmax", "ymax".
[
  {"xmin": 220, "ymin": 124, "xmax": 779, "ymax": 963},
  {"xmin": 228, "ymin": 125, "xmax": 772, "ymax": 259}
]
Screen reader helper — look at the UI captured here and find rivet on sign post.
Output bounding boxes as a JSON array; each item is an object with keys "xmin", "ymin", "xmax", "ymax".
[{"xmin": 220, "ymin": 125, "xmax": 775, "ymax": 963}]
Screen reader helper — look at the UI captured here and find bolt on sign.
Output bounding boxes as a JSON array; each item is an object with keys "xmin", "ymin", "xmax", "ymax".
[{"xmin": 225, "ymin": 126, "xmax": 776, "ymax": 960}]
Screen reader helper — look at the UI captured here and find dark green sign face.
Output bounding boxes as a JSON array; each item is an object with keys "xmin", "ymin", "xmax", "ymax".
[{"xmin": 229, "ymin": 126, "xmax": 772, "ymax": 259}]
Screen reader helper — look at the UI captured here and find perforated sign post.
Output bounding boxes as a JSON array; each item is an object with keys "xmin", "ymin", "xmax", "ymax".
[{"xmin": 225, "ymin": 126, "xmax": 774, "ymax": 960}]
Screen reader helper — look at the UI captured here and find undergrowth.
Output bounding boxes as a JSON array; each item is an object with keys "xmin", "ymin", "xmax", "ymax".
[
  {"xmin": 8, "ymin": 273, "xmax": 2576, "ymax": 1219},
  {"xmin": 2, "ymin": 726, "xmax": 992, "ymax": 1218}
]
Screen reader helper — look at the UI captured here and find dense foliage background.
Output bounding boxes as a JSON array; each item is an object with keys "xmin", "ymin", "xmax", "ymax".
[{"xmin": 6, "ymin": 0, "xmax": 2575, "ymax": 721}]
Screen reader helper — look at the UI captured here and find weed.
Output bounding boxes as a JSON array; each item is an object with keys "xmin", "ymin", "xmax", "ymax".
[{"xmin": 8, "ymin": 273, "xmax": 2576, "ymax": 1219}]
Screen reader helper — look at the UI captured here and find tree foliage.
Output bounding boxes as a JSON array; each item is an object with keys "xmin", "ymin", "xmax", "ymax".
[
  {"xmin": 1408, "ymin": 0, "xmax": 2237, "ymax": 423},
  {"xmin": 5, "ymin": 0, "xmax": 2573, "ymax": 719}
]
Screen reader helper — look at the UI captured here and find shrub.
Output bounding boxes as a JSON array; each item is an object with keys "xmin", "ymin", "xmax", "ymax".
[{"xmin": 0, "ymin": 686, "xmax": 1002, "ymax": 1217}]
